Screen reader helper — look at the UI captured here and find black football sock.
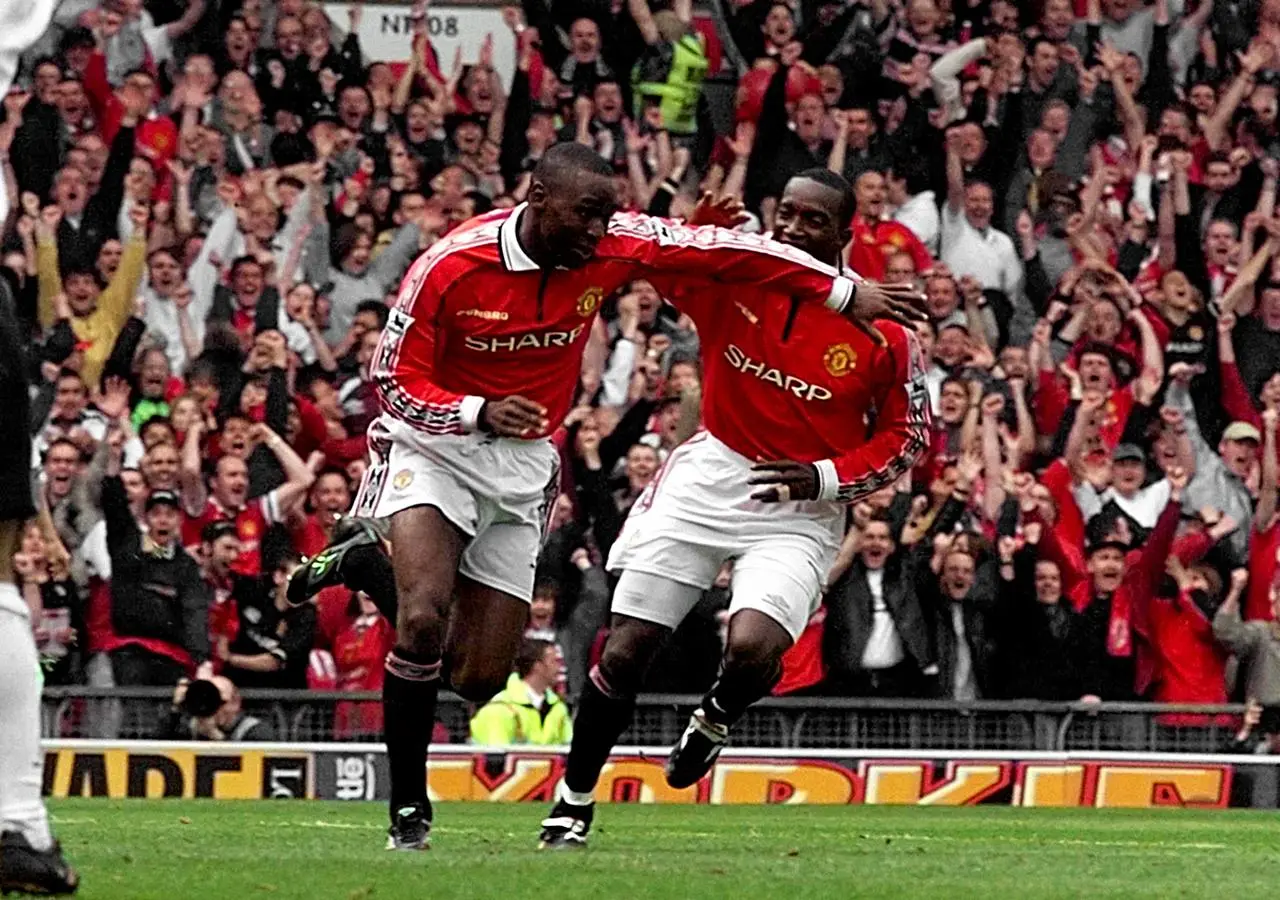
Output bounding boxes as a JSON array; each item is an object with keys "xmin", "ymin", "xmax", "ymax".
[
  {"xmin": 562, "ymin": 665, "xmax": 636, "ymax": 798},
  {"xmin": 383, "ymin": 649, "xmax": 441, "ymax": 820},
  {"xmin": 341, "ymin": 543, "xmax": 399, "ymax": 625},
  {"xmin": 700, "ymin": 657, "xmax": 782, "ymax": 729}
]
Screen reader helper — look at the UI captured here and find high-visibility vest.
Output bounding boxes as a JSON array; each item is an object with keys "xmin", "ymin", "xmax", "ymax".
[{"xmin": 632, "ymin": 33, "xmax": 709, "ymax": 136}]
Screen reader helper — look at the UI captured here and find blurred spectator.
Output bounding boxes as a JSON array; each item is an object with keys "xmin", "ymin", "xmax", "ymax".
[
  {"xmin": 331, "ymin": 592, "xmax": 395, "ymax": 739},
  {"xmin": 165, "ymin": 674, "xmax": 274, "ymax": 741},
  {"xmin": 102, "ymin": 428, "xmax": 210, "ymax": 691},
  {"xmin": 219, "ymin": 546, "xmax": 315, "ymax": 689},
  {"xmin": 469, "ymin": 638, "xmax": 573, "ymax": 746}
]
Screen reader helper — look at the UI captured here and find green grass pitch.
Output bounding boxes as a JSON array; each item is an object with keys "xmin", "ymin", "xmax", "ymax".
[{"xmin": 42, "ymin": 799, "xmax": 1280, "ymax": 899}]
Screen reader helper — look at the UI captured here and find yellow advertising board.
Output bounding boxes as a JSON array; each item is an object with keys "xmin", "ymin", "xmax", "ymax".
[{"xmin": 40, "ymin": 744, "xmax": 1244, "ymax": 809}]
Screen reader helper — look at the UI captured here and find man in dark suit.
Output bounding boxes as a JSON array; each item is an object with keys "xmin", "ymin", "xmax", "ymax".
[
  {"xmin": 920, "ymin": 537, "xmax": 1000, "ymax": 701},
  {"xmin": 822, "ymin": 513, "xmax": 936, "ymax": 697}
]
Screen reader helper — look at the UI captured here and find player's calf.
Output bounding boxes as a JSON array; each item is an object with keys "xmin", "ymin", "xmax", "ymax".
[
  {"xmin": 537, "ymin": 621, "xmax": 666, "ymax": 849},
  {"xmin": 666, "ymin": 612, "xmax": 789, "ymax": 789},
  {"xmin": 380, "ymin": 507, "xmax": 465, "ymax": 850}
]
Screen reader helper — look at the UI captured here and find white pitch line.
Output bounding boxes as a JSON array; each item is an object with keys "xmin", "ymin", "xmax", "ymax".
[{"xmin": 855, "ymin": 832, "xmax": 1228, "ymax": 851}]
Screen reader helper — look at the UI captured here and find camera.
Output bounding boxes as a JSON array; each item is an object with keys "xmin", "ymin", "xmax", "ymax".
[{"xmin": 180, "ymin": 679, "xmax": 223, "ymax": 718}]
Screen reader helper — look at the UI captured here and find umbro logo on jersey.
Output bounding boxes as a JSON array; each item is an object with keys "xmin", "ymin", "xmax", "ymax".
[{"xmin": 456, "ymin": 308, "xmax": 510, "ymax": 321}]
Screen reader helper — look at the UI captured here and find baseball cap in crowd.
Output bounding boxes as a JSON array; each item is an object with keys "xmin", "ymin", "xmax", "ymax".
[
  {"xmin": 1112, "ymin": 443, "xmax": 1145, "ymax": 463},
  {"xmin": 1222, "ymin": 421, "xmax": 1262, "ymax": 443},
  {"xmin": 145, "ymin": 489, "xmax": 182, "ymax": 512}
]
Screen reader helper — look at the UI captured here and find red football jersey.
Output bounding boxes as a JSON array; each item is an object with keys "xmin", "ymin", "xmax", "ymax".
[
  {"xmin": 372, "ymin": 206, "xmax": 856, "ymax": 439},
  {"xmin": 847, "ymin": 214, "xmax": 933, "ymax": 280},
  {"xmin": 671, "ymin": 283, "xmax": 931, "ymax": 502},
  {"xmin": 182, "ymin": 491, "xmax": 282, "ymax": 576}
]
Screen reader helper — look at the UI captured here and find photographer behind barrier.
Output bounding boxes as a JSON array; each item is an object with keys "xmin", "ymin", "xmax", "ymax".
[{"xmin": 165, "ymin": 675, "xmax": 274, "ymax": 741}]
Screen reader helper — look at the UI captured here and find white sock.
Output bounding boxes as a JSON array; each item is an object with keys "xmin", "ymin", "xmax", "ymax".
[
  {"xmin": 0, "ymin": 594, "xmax": 54, "ymax": 852},
  {"xmin": 558, "ymin": 781, "xmax": 594, "ymax": 806}
]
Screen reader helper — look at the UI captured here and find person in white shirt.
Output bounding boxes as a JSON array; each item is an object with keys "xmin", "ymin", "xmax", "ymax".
[
  {"xmin": 1072, "ymin": 442, "xmax": 1173, "ymax": 529},
  {"xmin": 941, "ymin": 128, "xmax": 1027, "ymax": 340},
  {"xmin": 823, "ymin": 514, "xmax": 936, "ymax": 697},
  {"xmin": 888, "ymin": 157, "xmax": 940, "ymax": 255}
]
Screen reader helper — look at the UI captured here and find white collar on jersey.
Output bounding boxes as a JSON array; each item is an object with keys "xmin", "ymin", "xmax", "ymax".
[{"xmin": 499, "ymin": 202, "xmax": 540, "ymax": 273}]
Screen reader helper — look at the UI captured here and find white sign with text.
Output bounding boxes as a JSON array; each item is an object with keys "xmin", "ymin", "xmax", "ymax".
[{"xmin": 323, "ymin": 3, "xmax": 518, "ymax": 88}]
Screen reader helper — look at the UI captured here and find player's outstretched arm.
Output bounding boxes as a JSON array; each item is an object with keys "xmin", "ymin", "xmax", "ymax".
[
  {"xmin": 749, "ymin": 323, "xmax": 931, "ymax": 504},
  {"xmin": 616, "ymin": 214, "xmax": 926, "ymax": 341},
  {"xmin": 615, "ymin": 213, "xmax": 857, "ymax": 312}
]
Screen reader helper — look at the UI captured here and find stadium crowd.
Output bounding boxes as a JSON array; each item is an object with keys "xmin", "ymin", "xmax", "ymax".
[{"xmin": 10, "ymin": 0, "xmax": 1280, "ymax": 741}]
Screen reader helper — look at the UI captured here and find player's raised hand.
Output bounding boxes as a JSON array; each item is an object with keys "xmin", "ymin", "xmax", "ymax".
[
  {"xmin": 689, "ymin": 191, "xmax": 748, "ymax": 229},
  {"xmin": 847, "ymin": 280, "xmax": 928, "ymax": 344},
  {"xmin": 482, "ymin": 395, "xmax": 548, "ymax": 437},
  {"xmin": 748, "ymin": 460, "xmax": 818, "ymax": 502}
]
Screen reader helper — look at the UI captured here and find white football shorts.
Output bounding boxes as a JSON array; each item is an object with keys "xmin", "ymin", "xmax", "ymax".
[
  {"xmin": 351, "ymin": 415, "xmax": 559, "ymax": 602},
  {"xmin": 606, "ymin": 432, "xmax": 843, "ymax": 641}
]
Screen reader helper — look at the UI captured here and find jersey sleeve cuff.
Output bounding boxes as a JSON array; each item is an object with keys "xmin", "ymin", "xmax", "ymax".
[
  {"xmin": 824, "ymin": 276, "xmax": 855, "ymax": 315},
  {"xmin": 459, "ymin": 395, "xmax": 486, "ymax": 432},
  {"xmin": 814, "ymin": 459, "xmax": 839, "ymax": 502}
]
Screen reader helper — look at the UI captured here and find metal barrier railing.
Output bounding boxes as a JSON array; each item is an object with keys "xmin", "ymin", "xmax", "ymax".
[{"xmin": 40, "ymin": 687, "xmax": 1249, "ymax": 753}]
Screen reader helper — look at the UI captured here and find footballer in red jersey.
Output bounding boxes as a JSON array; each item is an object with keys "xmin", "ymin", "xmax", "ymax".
[
  {"xmin": 538, "ymin": 169, "xmax": 930, "ymax": 849},
  {"xmin": 285, "ymin": 144, "xmax": 924, "ymax": 851}
]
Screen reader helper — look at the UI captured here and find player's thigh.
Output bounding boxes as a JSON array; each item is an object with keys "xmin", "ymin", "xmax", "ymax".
[
  {"xmin": 723, "ymin": 608, "xmax": 794, "ymax": 670},
  {"xmin": 596, "ymin": 612, "xmax": 677, "ymax": 691},
  {"xmin": 388, "ymin": 505, "xmax": 467, "ymax": 640},
  {"xmin": 730, "ymin": 537, "xmax": 830, "ymax": 644},
  {"xmin": 445, "ymin": 574, "xmax": 530, "ymax": 701}
]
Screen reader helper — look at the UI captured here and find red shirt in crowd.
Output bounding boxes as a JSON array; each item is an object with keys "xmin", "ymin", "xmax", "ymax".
[
  {"xmin": 1247, "ymin": 523, "xmax": 1280, "ymax": 621},
  {"xmin": 1143, "ymin": 591, "xmax": 1230, "ymax": 718},
  {"xmin": 82, "ymin": 51, "xmax": 179, "ymax": 170},
  {"xmin": 371, "ymin": 205, "xmax": 855, "ymax": 440},
  {"xmin": 182, "ymin": 490, "xmax": 282, "ymax": 576},
  {"xmin": 1035, "ymin": 371, "xmax": 1137, "ymax": 450},
  {"xmin": 204, "ymin": 572, "xmax": 240, "ymax": 672},
  {"xmin": 291, "ymin": 514, "xmax": 335, "ymax": 560},
  {"xmin": 847, "ymin": 214, "xmax": 932, "ymax": 280},
  {"xmin": 332, "ymin": 612, "xmax": 396, "ymax": 737}
]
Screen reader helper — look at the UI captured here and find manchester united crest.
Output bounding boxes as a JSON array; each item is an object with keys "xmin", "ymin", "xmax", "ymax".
[
  {"xmin": 577, "ymin": 287, "xmax": 603, "ymax": 317},
  {"xmin": 393, "ymin": 469, "xmax": 414, "ymax": 490},
  {"xmin": 823, "ymin": 343, "xmax": 857, "ymax": 377}
]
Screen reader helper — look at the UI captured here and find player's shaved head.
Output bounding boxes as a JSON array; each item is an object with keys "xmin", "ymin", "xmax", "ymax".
[
  {"xmin": 532, "ymin": 141, "xmax": 614, "ymax": 188},
  {"xmin": 775, "ymin": 169, "xmax": 853, "ymax": 266},
  {"xmin": 795, "ymin": 168, "xmax": 855, "ymax": 224},
  {"xmin": 523, "ymin": 143, "xmax": 619, "ymax": 270}
]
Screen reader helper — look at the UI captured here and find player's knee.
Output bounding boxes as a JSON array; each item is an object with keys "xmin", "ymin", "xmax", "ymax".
[
  {"xmin": 449, "ymin": 663, "xmax": 505, "ymax": 703},
  {"xmin": 596, "ymin": 645, "xmax": 647, "ymax": 698},
  {"xmin": 396, "ymin": 602, "xmax": 446, "ymax": 655},
  {"xmin": 723, "ymin": 636, "xmax": 783, "ymax": 683}
]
